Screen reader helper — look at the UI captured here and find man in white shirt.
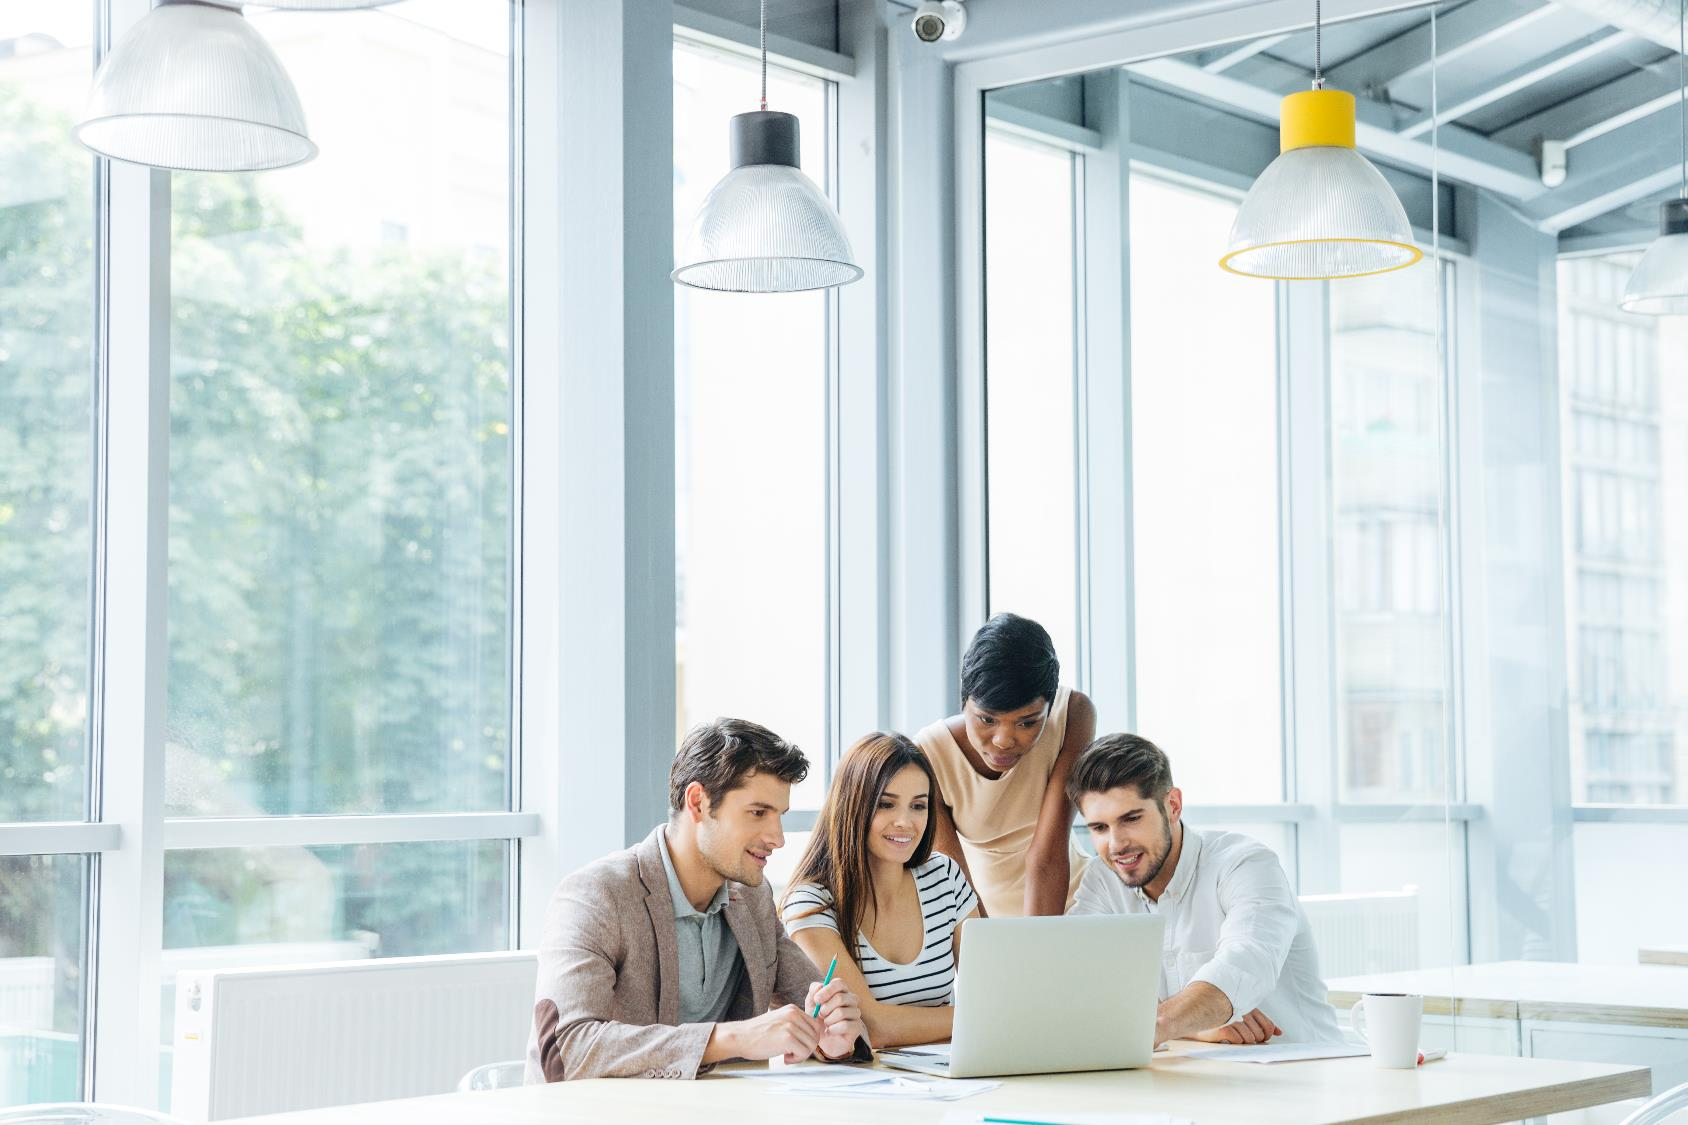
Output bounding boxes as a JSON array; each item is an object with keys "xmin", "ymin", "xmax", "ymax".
[{"xmin": 1066, "ymin": 734, "xmax": 1341, "ymax": 1045}]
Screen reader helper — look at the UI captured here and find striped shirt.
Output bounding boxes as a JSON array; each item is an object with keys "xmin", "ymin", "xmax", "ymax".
[{"xmin": 781, "ymin": 854, "xmax": 979, "ymax": 1007}]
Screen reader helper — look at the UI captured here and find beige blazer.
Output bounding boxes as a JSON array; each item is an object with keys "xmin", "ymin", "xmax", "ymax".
[{"xmin": 525, "ymin": 825, "xmax": 870, "ymax": 1082}]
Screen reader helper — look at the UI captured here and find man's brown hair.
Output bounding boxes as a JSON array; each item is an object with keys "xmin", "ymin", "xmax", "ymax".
[
  {"xmin": 668, "ymin": 717, "xmax": 809, "ymax": 815},
  {"xmin": 1066, "ymin": 733, "xmax": 1175, "ymax": 808}
]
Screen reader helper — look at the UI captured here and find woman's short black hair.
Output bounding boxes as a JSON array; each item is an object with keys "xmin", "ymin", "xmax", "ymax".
[{"xmin": 960, "ymin": 612, "xmax": 1060, "ymax": 712}]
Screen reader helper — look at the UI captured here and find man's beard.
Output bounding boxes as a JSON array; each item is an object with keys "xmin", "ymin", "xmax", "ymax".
[{"xmin": 1116, "ymin": 818, "xmax": 1173, "ymax": 888}]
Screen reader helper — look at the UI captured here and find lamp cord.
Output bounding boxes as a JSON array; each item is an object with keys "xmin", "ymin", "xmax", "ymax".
[
  {"xmin": 760, "ymin": 0, "xmax": 769, "ymax": 111},
  {"xmin": 1678, "ymin": 0, "xmax": 1684, "ymax": 198},
  {"xmin": 1314, "ymin": 0, "xmax": 1323, "ymax": 87}
]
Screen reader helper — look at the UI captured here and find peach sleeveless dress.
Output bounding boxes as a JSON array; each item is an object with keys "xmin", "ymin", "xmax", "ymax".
[{"xmin": 914, "ymin": 685, "xmax": 1088, "ymax": 918}]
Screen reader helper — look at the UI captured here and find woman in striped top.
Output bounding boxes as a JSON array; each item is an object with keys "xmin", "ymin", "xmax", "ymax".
[{"xmin": 780, "ymin": 732, "xmax": 980, "ymax": 1047}]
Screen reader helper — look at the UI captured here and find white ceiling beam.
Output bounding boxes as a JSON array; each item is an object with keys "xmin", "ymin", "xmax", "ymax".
[
  {"xmin": 1396, "ymin": 28, "xmax": 1632, "ymax": 138},
  {"xmin": 1492, "ymin": 67, "xmax": 1684, "ymax": 149},
  {"xmin": 1201, "ymin": 32, "xmax": 1291, "ymax": 73},
  {"xmin": 1523, "ymin": 110, "xmax": 1686, "ymax": 230},
  {"xmin": 1323, "ymin": 0, "xmax": 1554, "ymax": 93}
]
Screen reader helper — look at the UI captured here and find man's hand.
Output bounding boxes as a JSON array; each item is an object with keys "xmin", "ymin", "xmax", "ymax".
[
  {"xmin": 709, "ymin": 1004, "xmax": 824, "ymax": 1064},
  {"xmin": 805, "ymin": 978, "xmax": 867, "ymax": 1060},
  {"xmin": 1188, "ymin": 1008, "xmax": 1283, "ymax": 1045}
]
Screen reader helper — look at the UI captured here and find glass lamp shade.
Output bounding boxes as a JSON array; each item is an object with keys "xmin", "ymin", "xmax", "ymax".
[
  {"xmin": 1620, "ymin": 200, "xmax": 1688, "ymax": 315},
  {"xmin": 74, "ymin": 0, "xmax": 316, "ymax": 173},
  {"xmin": 673, "ymin": 111, "xmax": 862, "ymax": 293},
  {"xmin": 1222, "ymin": 89, "xmax": 1422, "ymax": 281}
]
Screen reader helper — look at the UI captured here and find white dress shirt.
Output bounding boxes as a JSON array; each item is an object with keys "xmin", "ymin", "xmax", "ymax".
[{"xmin": 1070, "ymin": 826, "xmax": 1341, "ymax": 1043}]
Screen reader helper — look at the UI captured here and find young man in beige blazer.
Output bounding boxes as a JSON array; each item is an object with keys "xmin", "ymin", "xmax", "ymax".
[{"xmin": 525, "ymin": 718, "xmax": 872, "ymax": 1082}]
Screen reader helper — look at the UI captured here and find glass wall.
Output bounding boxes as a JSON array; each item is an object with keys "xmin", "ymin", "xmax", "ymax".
[
  {"xmin": 1559, "ymin": 253, "xmax": 1688, "ymax": 970},
  {"xmin": 0, "ymin": 1, "xmax": 95, "ymax": 1101},
  {"xmin": 673, "ymin": 39, "xmax": 834, "ymax": 811}
]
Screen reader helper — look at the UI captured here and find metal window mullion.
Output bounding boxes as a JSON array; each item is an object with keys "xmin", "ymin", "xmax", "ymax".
[
  {"xmin": 1076, "ymin": 70, "xmax": 1132, "ymax": 735},
  {"xmin": 88, "ymin": 0, "xmax": 171, "ymax": 1097},
  {"xmin": 1281, "ymin": 281, "xmax": 1340, "ymax": 894},
  {"xmin": 160, "ymin": 812, "xmax": 542, "ymax": 851},
  {"xmin": 0, "ymin": 823, "xmax": 122, "ymax": 857},
  {"xmin": 834, "ymin": 0, "xmax": 891, "ymax": 763},
  {"xmin": 505, "ymin": 0, "xmax": 528, "ymax": 969},
  {"xmin": 516, "ymin": 0, "xmax": 563, "ymax": 951},
  {"xmin": 1071, "ymin": 148, "xmax": 1092, "ymax": 699}
]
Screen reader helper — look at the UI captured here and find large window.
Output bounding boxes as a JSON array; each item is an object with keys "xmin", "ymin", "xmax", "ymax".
[
  {"xmin": 0, "ymin": 7, "xmax": 95, "ymax": 825},
  {"xmin": 1128, "ymin": 170, "xmax": 1282, "ymax": 804},
  {"xmin": 982, "ymin": 129, "xmax": 1080, "ymax": 677},
  {"xmin": 1559, "ymin": 253, "xmax": 1688, "ymax": 806},
  {"xmin": 159, "ymin": 2, "xmax": 515, "ymax": 1102},
  {"xmin": 673, "ymin": 40, "xmax": 833, "ymax": 811},
  {"xmin": 168, "ymin": 4, "xmax": 513, "ymax": 820},
  {"xmin": 0, "ymin": 1, "xmax": 95, "ymax": 1102},
  {"xmin": 1329, "ymin": 263, "xmax": 1453, "ymax": 805}
]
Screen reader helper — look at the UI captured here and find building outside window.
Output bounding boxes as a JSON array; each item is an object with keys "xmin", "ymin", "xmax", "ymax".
[
  {"xmin": 1329, "ymin": 262, "xmax": 1453, "ymax": 805},
  {"xmin": 1559, "ymin": 253, "xmax": 1688, "ymax": 807}
]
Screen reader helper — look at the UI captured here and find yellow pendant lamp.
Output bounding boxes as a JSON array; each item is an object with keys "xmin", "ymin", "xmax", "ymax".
[{"xmin": 1221, "ymin": 4, "xmax": 1422, "ymax": 280}]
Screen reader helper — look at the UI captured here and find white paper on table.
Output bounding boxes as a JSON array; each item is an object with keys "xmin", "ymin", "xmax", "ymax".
[
  {"xmin": 940, "ymin": 1112, "xmax": 1192, "ymax": 1125},
  {"xmin": 719, "ymin": 1064, "xmax": 887, "ymax": 1089},
  {"xmin": 772, "ymin": 1075, "xmax": 1000, "ymax": 1101},
  {"xmin": 1182, "ymin": 1041, "xmax": 1370, "ymax": 1063}
]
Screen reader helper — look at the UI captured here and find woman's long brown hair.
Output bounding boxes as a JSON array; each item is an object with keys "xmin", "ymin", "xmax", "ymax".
[{"xmin": 783, "ymin": 731, "xmax": 938, "ymax": 966}]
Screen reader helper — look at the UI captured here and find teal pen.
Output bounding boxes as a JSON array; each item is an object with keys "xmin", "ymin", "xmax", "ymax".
[
  {"xmin": 982, "ymin": 1118, "xmax": 1066, "ymax": 1125},
  {"xmin": 810, "ymin": 954, "xmax": 838, "ymax": 1017}
]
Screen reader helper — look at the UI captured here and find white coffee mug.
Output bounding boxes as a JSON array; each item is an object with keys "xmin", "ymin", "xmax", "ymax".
[{"xmin": 1350, "ymin": 992, "xmax": 1423, "ymax": 1069}]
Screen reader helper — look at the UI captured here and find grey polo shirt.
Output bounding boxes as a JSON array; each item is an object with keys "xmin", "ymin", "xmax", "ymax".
[{"xmin": 657, "ymin": 828, "xmax": 744, "ymax": 1025}]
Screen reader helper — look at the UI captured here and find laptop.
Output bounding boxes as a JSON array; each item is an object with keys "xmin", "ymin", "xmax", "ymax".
[{"xmin": 876, "ymin": 913, "xmax": 1165, "ymax": 1079}]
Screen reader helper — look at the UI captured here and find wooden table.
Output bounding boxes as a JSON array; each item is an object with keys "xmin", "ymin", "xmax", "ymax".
[
  {"xmin": 1327, "ymin": 961, "xmax": 1688, "ymax": 1027},
  {"xmin": 221, "ymin": 1046, "xmax": 1649, "ymax": 1125},
  {"xmin": 1640, "ymin": 946, "xmax": 1688, "ymax": 968}
]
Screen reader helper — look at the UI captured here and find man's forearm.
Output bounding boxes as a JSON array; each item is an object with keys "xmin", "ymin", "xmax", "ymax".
[{"xmin": 1155, "ymin": 981, "xmax": 1234, "ymax": 1043}]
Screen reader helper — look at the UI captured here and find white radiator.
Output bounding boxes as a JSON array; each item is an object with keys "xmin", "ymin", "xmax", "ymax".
[
  {"xmin": 1299, "ymin": 889, "xmax": 1420, "ymax": 978},
  {"xmin": 170, "ymin": 950, "xmax": 538, "ymax": 1121}
]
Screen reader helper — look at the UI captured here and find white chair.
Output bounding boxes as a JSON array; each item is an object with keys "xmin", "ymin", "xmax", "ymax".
[
  {"xmin": 456, "ymin": 1060, "xmax": 526, "ymax": 1092},
  {"xmin": 0, "ymin": 1107, "xmax": 186, "ymax": 1125},
  {"xmin": 1621, "ymin": 1081, "xmax": 1688, "ymax": 1125}
]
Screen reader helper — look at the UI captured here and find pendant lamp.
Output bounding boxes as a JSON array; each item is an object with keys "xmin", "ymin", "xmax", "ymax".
[
  {"xmin": 672, "ymin": 0, "xmax": 862, "ymax": 292},
  {"xmin": 75, "ymin": 0, "xmax": 316, "ymax": 173},
  {"xmin": 1620, "ymin": 0, "xmax": 1688, "ymax": 315},
  {"xmin": 1221, "ymin": 0, "xmax": 1421, "ymax": 280}
]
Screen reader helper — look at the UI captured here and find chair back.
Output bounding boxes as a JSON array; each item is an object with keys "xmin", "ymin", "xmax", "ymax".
[
  {"xmin": 456, "ymin": 1060, "xmax": 526, "ymax": 1092},
  {"xmin": 1621, "ymin": 1081, "xmax": 1688, "ymax": 1125}
]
